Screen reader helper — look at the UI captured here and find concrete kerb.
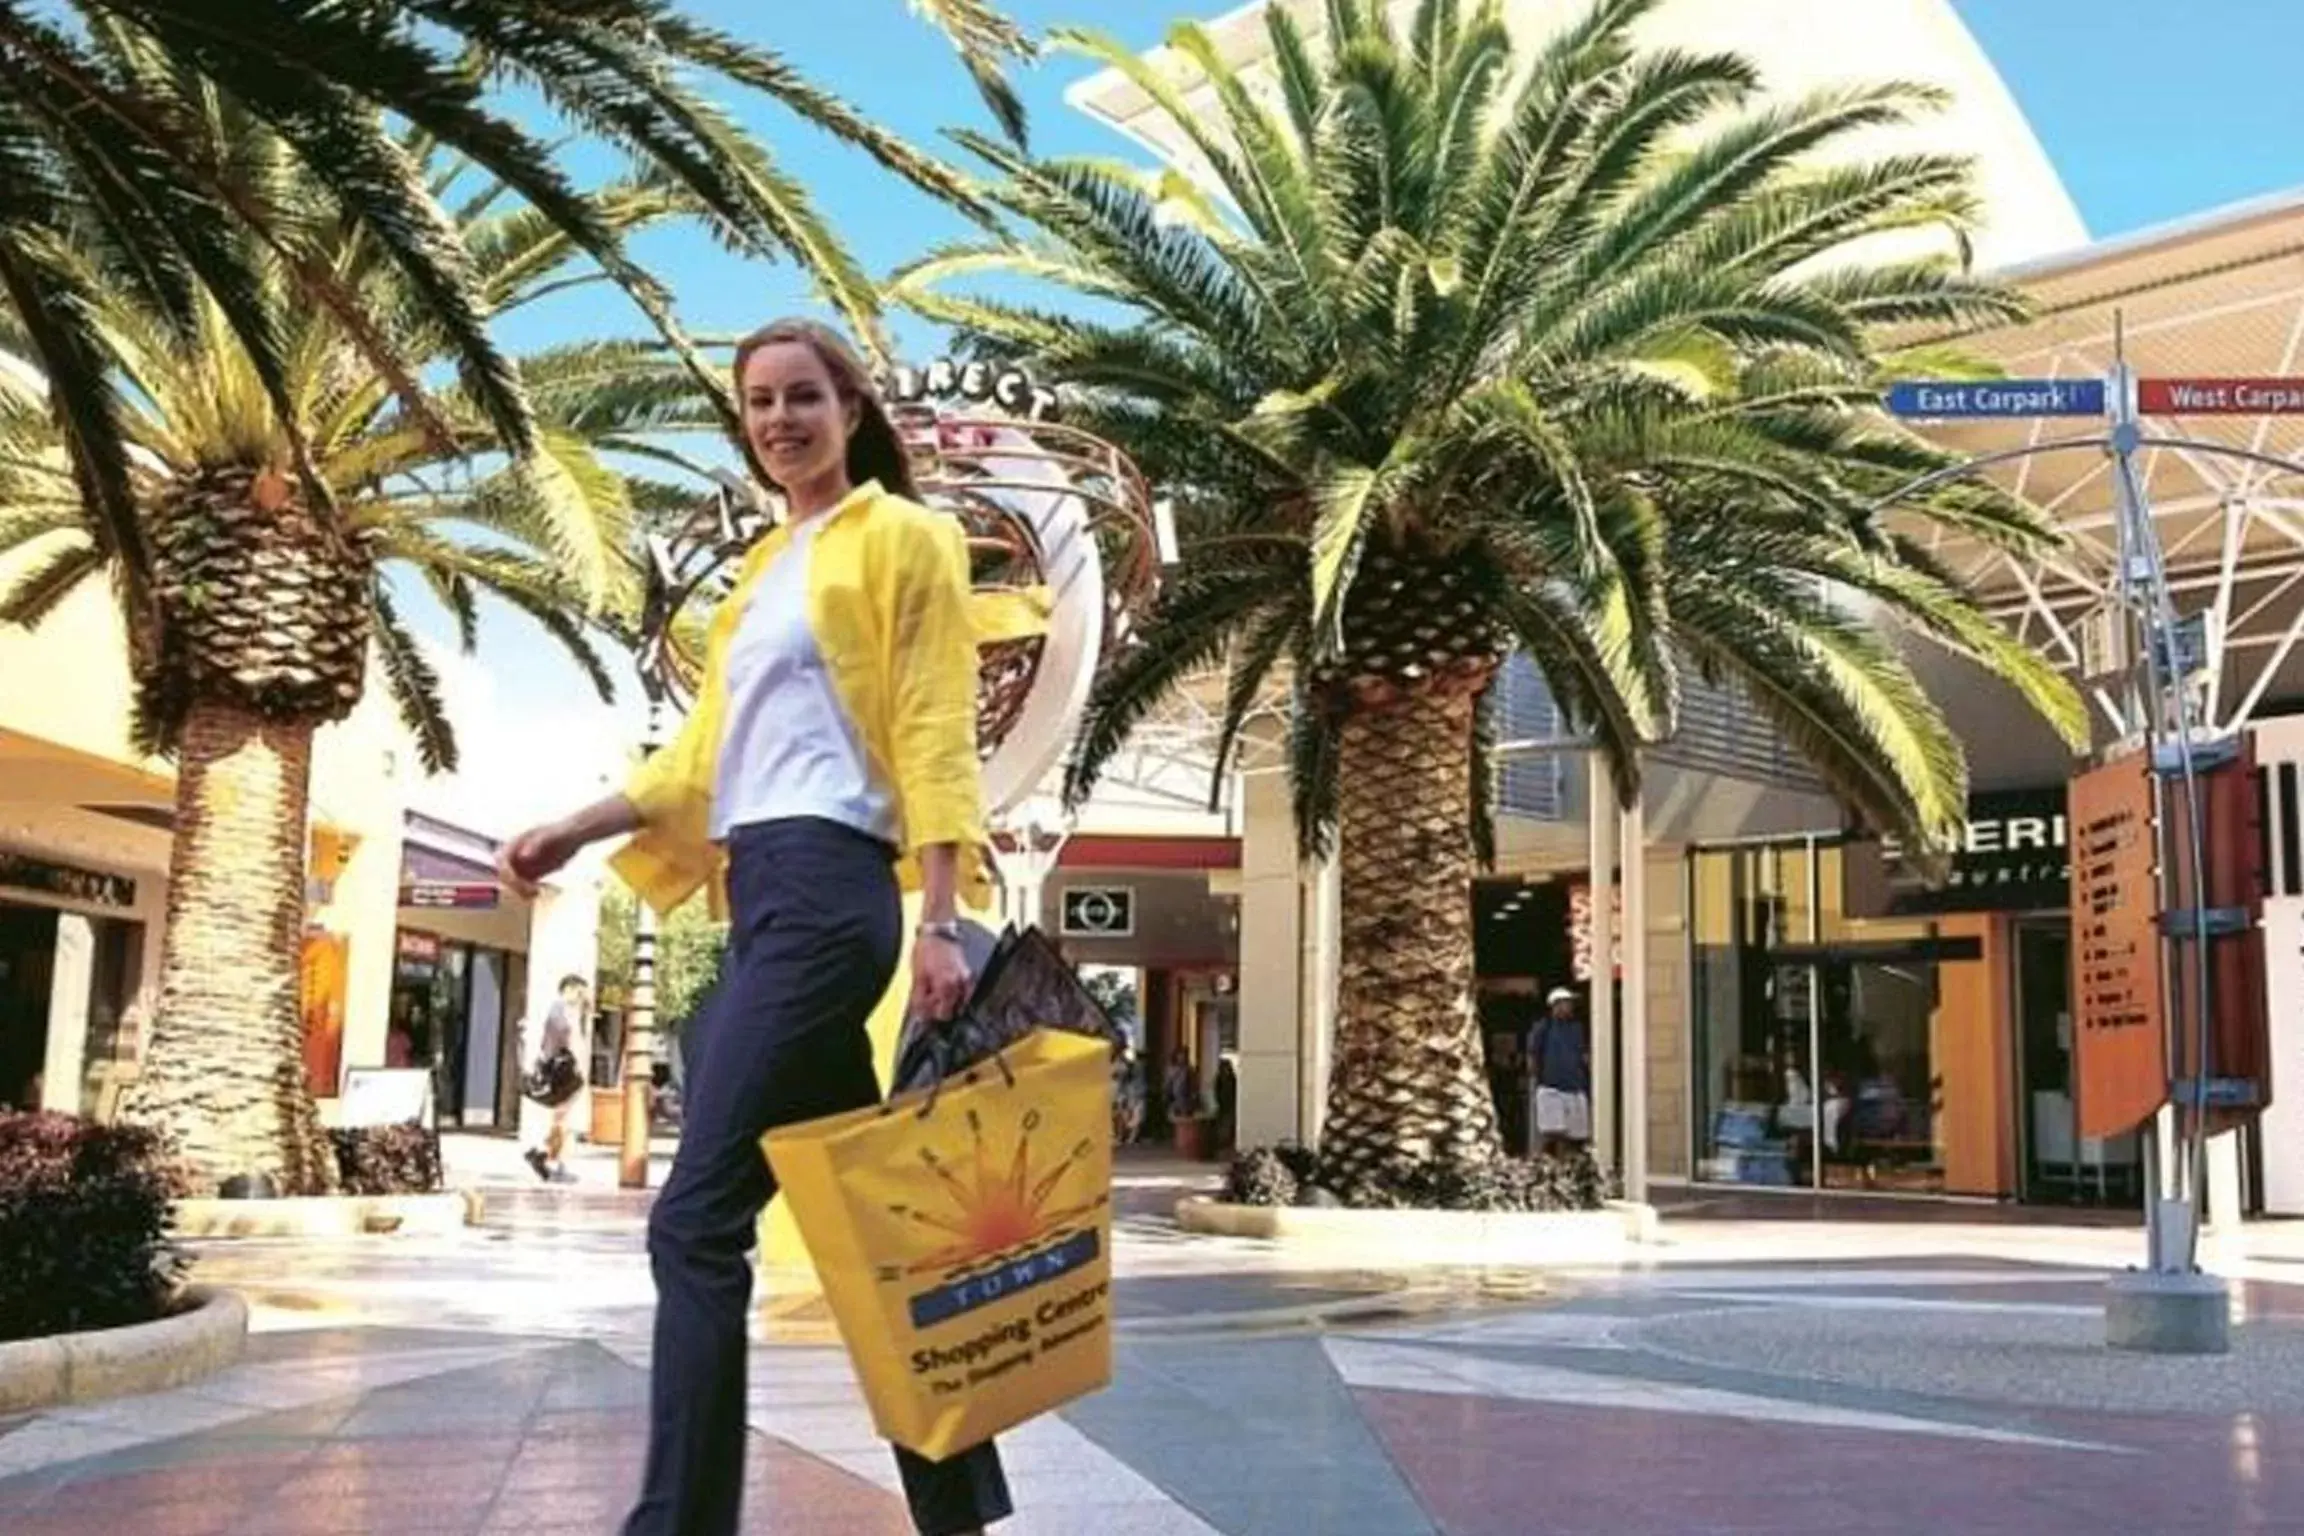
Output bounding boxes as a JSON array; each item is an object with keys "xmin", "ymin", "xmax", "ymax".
[
  {"xmin": 172, "ymin": 1189, "xmax": 483, "ymax": 1239},
  {"xmin": 1175, "ymin": 1196, "xmax": 1661, "ymax": 1266},
  {"xmin": 0, "ymin": 1287, "xmax": 249, "ymax": 1414}
]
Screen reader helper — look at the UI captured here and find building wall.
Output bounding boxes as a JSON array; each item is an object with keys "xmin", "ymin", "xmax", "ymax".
[
  {"xmin": 0, "ymin": 536, "xmax": 595, "ymax": 1127},
  {"xmin": 1068, "ymin": 0, "xmax": 2086, "ymax": 272},
  {"xmin": 1644, "ymin": 847, "xmax": 1691, "ymax": 1181},
  {"xmin": 1232, "ymin": 770, "xmax": 1305, "ymax": 1148},
  {"xmin": 0, "ymin": 572, "xmax": 150, "ymax": 771}
]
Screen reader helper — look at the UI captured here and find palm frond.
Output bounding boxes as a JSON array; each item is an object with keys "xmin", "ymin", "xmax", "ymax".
[
  {"xmin": 372, "ymin": 583, "xmax": 457, "ymax": 775},
  {"xmin": 0, "ymin": 531, "xmax": 103, "ymax": 627}
]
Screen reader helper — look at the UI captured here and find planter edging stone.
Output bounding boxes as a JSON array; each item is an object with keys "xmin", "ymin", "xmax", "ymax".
[
  {"xmin": 0, "ymin": 1286, "xmax": 249, "ymax": 1414},
  {"xmin": 172, "ymin": 1189, "xmax": 481, "ymax": 1239},
  {"xmin": 1175, "ymin": 1196, "xmax": 1659, "ymax": 1264}
]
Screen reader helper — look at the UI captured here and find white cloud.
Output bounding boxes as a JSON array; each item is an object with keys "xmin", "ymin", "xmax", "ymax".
[{"xmin": 406, "ymin": 639, "xmax": 639, "ymax": 850}]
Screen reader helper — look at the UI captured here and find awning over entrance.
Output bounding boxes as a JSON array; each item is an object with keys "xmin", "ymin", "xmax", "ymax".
[{"xmin": 1901, "ymin": 189, "xmax": 2304, "ymax": 744}]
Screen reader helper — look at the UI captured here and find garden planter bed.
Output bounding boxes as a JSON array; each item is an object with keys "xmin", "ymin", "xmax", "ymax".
[
  {"xmin": 172, "ymin": 1189, "xmax": 482, "ymax": 1239},
  {"xmin": 0, "ymin": 1286, "xmax": 248, "ymax": 1413},
  {"xmin": 1176, "ymin": 1196, "xmax": 1659, "ymax": 1266}
]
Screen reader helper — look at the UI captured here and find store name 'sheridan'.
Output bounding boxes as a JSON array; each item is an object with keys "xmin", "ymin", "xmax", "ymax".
[{"xmin": 1878, "ymin": 792, "xmax": 2070, "ymax": 913}]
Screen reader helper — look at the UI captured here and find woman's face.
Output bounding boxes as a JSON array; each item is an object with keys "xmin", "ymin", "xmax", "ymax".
[{"xmin": 741, "ymin": 340, "xmax": 859, "ymax": 493}]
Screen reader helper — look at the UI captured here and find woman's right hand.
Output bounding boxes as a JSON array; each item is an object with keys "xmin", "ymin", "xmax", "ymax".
[
  {"xmin": 499, "ymin": 820, "xmax": 579, "ymax": 897},
  {"xmin": 496, "ymin": 795, "xmax": 643, "ymax": 898}
]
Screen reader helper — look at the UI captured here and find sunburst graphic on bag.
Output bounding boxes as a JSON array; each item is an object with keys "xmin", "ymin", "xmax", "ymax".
[{"xmin": 881, "ymin": 1105, "xmax": 1104, "ymax": 1278}]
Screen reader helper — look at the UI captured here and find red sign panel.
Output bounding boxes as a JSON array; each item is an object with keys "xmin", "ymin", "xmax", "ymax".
[
  {"xmin": 2138, "ymin": 377, "xmax": 2304, "ymax": 415},
  {"xmin": 2070, "ymin": 756, "xmax": 2166, "ymax": 1140},
  {"xmin": 2164, "ymin": 743, "xmax": 2272, "ymax": 1130},
  {"xmin": 1567, "ymin": 883, "xmax": 1623, "ymax": 984}
]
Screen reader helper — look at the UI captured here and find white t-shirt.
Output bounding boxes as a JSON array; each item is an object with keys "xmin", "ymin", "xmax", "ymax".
[{"xmin": 708, "ymin": 517, "xmax": 898, "ymax": 845}]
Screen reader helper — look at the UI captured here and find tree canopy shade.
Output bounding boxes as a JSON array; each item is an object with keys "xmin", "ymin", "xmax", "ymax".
[
  {"xmin": 0, "ymin": 0, "xmax": 1032, "ymax": 1191},
  {"xmin": 0, "ymin": 0, "xmax": 1030, "ymax": 635},
  {"xmin": 894, "ymin": 0, "xmax": 2088, "ymax": 1188}
]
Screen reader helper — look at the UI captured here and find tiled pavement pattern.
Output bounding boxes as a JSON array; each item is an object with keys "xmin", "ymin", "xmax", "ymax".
[{"xmin": 7, "ymin": 1146, "xmax": 2304, "ymax": 1533}]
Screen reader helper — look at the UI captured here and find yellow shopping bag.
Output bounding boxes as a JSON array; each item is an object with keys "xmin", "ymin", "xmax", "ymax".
[{"xmin": 762, "ymin": 1028, "xmax": 1115, "ymax": 1460}]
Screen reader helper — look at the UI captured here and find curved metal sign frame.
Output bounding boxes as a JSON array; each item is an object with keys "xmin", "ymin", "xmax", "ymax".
[{"xmin": 634, "ymin": 401, "xmax": 1158, "ymax": 817}]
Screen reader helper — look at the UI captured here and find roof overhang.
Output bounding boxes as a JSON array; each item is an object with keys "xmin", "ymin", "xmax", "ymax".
[{"xmin": 1895, "ymin": 187, "xmax": 2304, "ymax": 738}]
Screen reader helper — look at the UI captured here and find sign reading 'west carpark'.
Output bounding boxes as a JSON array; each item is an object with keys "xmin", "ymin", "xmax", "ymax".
[
  {"xmin": 2138, "ymin": 377, "xmax": 2304, "ymax": 415},
  {"xmin": 1885, "ymin": 379, "xmax": 2107, "ymax": 418}
]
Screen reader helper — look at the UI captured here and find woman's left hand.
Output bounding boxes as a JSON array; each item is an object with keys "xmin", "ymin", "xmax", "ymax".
[{"xmin": 909, "ymin": 931, "xmax": 971, "ymax": 1022}]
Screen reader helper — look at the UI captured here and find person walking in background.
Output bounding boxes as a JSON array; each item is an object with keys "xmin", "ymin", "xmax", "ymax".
[
  {"xmin": 523, "ymin": 974, "xmax": 589, "ymax": 1181},
  {"xmin": 1112, "ymin": 1047, "xmax": 1146, "ymax": 1145},
  {"xmin": 1164, "ymin": 1053, "xmax": 1195, "ymax": 1129},
  {"xmin": 1531, "ymin": 986, "xmax": 1593, "ymax": 1157},
  {"xmin": 498, "ymin": 318, "xmax": 1010, "ymax": 1536}
]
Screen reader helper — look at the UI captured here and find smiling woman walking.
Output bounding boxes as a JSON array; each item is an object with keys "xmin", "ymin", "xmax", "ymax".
[{"xmin": 498, "ymin": 319, "xmax": 1011, "ymax": 1536}]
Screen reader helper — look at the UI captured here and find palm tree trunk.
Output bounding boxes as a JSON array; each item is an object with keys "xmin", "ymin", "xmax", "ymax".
[
  {"xmin": 121, "ymin": 697, "xmax": 336, "ymax": 1194},
  {"xmin": 1318, "ymin": 679, "xmax": 1503, "ymax": 1185}
]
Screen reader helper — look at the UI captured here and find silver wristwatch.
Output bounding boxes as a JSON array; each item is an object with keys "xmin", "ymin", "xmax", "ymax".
[{"xmin": 917, "ymin": 920, "xmax": 964, "ymax": 944}]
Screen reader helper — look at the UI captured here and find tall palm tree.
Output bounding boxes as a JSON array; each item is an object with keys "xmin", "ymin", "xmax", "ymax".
[
  {"xmin": 895, "ymin": 0, "xmax": 2088, "ymax": 1194},
  {"xmin": 0, "ymin": 119, "xmax": 745, "ymax": 1189},
  {"xmin": 0, "ymin": 3, "xmax": 1027, "ymax": 1190},
  {"xmin": 0, "ymin": 3, "xmax": 1030, "ymax": 503}
]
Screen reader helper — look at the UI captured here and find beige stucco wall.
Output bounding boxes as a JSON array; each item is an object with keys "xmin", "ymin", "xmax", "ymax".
[
  {"xmin": 0, "ymin": 559, "xmax": 153, "ymax": 771},
  {"xmin": 0, "ymin": 542, "xmax": 595, "ymax": 1125},
  {"xmin": 1069, "ymin": 0, "xmax": 2086, "ymax": 271},
  {"xmin": 1233, "ymin": 768, "xmax": 1305, "ymax": 1147},
  {"xmin": 1642, "ymin": 846, "xmax": 1691, "ymax": 1181}
]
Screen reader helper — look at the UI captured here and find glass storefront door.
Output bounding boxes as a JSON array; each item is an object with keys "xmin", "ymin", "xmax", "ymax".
[
  {"xmin": 1695, "ymin": 960, "xmax": 1812, "ymax": 1186},
  {"xmin": 1694, "ymin": 840, "xmax": 2009, "ymax": 1196},
  {"xmin": 1693, "ymin": 843, "xmax": 1819, "ymax": 1185},
  {"xmin": 2013, "ymin": 917, "xmax": 2142, "ymax": 1205},
  {"xmin": 1820, "ymin": 957, "xmax": 1942, "ymax": 1193}
]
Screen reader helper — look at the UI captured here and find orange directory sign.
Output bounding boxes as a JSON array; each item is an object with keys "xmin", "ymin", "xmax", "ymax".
[{"xmin": 2070, "ymin": 755, "xmax": 2167, "ymax": 1139}]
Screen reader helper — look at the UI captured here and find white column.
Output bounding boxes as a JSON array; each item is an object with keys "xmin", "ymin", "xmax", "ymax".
[
  {"xmin": 2206, "ymin": 1130, "xmax": 2246, "ymax": 1238},
  {"xmin": 1588, "ymin": 753, "xmax": 1618, "ymax": 1174},
  {"xmin": 1301, "ymin": 854, "xmax": 1340, "ymax": 1145},
  {"xmin": 40, "ymin": 913, "xmax": 94, "ymax": 1115},
  {"xmin": 1620, "ymin": 787, "xmax": 1649, "ymax": 1203},
  {"xmin": 1236, "ymin": 769, "xmax": 1304, "ymax": 1146}
]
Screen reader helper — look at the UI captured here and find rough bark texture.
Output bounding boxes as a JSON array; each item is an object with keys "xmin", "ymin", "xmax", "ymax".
[
  {"xmin": 1318, "ymin": 680, "xmax": 1504, "ymax": 1181},
  {"xmin": 137, "ymin": 471, "xmax": 372, "ymax": 750},
  {"xmin": 120, "ymin": 699, "xmax": 336, "ymax": 1194}
]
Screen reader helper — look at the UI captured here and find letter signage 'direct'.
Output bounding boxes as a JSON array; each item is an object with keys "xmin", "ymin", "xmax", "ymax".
[{"xmin": 1885, "ymin": 379, "xmax": 2106, "ymax": 419}]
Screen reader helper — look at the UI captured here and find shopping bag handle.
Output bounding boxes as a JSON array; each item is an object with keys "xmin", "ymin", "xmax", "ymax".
[{"xmin": 907, "ymin": 1044, "xmax": 1018, "ymax": 1121}]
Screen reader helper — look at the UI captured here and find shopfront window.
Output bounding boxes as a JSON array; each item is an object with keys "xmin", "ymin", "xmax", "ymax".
[
  {"xmin": 391, "ymin": 930, "xmax": 513, "ymax": 1129},
  {"xmin": 1691, "ymin": 843, "xmax": 1817, "ymax": 1187},
  {"xmin": 1694, "ymin": 842, "xmax": 1988, "ymax": 1195}
]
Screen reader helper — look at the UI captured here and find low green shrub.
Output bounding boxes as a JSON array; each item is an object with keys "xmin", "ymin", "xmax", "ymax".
[
  {"xmin": 0, "ymin": 1112, "xmax": 190, "ymax": 1343},
  {"xmin": 1223, "ymin": 1142, "xmax": 1610, "ymax": 1212}
]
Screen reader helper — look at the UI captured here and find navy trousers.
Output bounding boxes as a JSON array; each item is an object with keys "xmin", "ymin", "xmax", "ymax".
[{"xmin": 623, "ymin": 818, "xmax": 1012, "ymax": 1536}]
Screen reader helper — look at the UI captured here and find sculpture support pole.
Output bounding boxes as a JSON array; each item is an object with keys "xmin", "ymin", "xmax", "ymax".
[{"xmin": 620, "ymin": 700, "xmax": 667, "ymax": 1190}]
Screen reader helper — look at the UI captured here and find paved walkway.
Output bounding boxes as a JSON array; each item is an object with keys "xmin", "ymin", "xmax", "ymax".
[{"xmin": 6, "ymin": 1143, "xmax": 2304, "ymax": 1533}]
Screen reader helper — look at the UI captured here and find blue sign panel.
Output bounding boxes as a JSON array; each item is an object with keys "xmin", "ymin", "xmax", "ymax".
[{"xmin": 1885, "ymin": 379, "xmax": 2106, "ymax": 418}]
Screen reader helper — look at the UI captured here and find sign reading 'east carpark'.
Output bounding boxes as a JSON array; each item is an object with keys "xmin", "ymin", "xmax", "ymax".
[
  {"xmin": 2138, "ymin": 377, "xmax": 2304, "ymax": 415},
  {"xmin": 1886, "ymin": 379, "xmax": 2107, "ymax": 419}
]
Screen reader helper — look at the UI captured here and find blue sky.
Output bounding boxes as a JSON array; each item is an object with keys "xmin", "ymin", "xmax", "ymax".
[
  {"xmin": 502, "ymin": 0, "xmax": 2304, "ymax": 392},
  {"xmin": 557, "ymin": 0, "xmax": 2304, "ymax": 347},
  {"xmin": 437, "ymin": 0, "xmax": 2304, "ymax": 829}
]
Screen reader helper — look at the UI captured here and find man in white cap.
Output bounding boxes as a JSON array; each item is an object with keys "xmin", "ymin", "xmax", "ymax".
[{"xmin": 1529, "ymin": 986, "xmax": 1592, "ymax": 1157}]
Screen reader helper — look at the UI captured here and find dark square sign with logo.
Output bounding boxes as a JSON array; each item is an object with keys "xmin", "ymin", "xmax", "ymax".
[
  {"xmin": 1875, "ymin": 787, "xmax": 2071, "ymax": 915},
  {"xmin": 1059, "ymin": 886, "xmax": 1135, "ymax": 939}
]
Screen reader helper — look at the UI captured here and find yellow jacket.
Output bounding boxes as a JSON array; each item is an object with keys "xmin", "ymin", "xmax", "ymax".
[{"xmin": 610, "ymin": 480, "xmax": 1046, "ymax": 918}]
